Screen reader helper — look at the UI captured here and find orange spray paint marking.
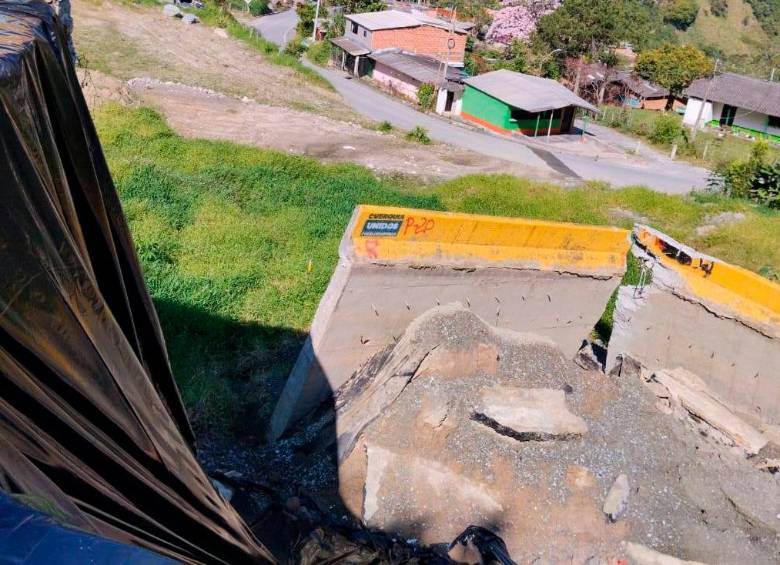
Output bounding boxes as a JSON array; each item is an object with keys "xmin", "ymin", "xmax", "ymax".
[
  {"xmin": 365, "ymin": 239, "xmax": 379, "ymax": 259},
  {"xmin": 404, "ymin": 216, "xmax": 435, "ymax": 236}
]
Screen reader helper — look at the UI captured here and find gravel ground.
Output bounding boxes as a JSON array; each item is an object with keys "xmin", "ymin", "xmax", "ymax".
[{"xmin": 201, "ymin": 305, "xmax": 780, "ymax": 564}]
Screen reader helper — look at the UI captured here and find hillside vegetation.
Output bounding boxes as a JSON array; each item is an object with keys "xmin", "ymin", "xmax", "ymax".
[
  {"xmin": 97, "ymin": 103, "xmax": 780, "ymax": 436},
  {"xmin": 680, "ymin": 0, "xmax": 779, "ymax": 75}
]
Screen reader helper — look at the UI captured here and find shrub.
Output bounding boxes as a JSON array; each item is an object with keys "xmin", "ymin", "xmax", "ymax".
[
  {"xmin": 405, "ymin": 126, "xmax": 431, "ymax": 144},
  {"xmin": 661, "ymin": 0, "xmax": 699, "ymax": 30},
  {"xmin": 416, "ymin": 83, "xmax": 436, "ymax": 111},
  {"xmin": 283, "ymin": 39, "xmax": 307, "ymax": 58},
  {"xmin": 377, "ymin": 120, "xmax": 393, "ymax": 133},
  {"xmin": 248, "ymin": 0, "xmax": 269, "ymax": 16},
  {"xmin": 648, "ymin": 113, "xmax": 682, "ymax": 145},
  {"xmin": 710, "ymin": 0, "xmax": 728, "ymax": 16},
  {"xmin": 710, "ymin": 142, "xmax": 780, "ymax": 207},
  {"xmin": 306, "ymin": 40, "xmax": 331, "ymax": 66}
]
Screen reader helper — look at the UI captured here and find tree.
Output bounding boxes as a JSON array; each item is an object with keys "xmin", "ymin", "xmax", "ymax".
[
  {"xmin": 534, "ymin": 0, "xmax": 654, "ymax": 91},
  {"xmin": 635, "ymin": 44, "xmax": 714, "ymax": 108},
  {"xmin": 296, "ymin": 2, "xmax": 315, "ymax": 37},
  {"xmin": 660, "ymin": 0, "xmax": 698, "ymax": 30},
  {"xmin": 535, "ymin": 0, "xmax": 653, "ymax": 58},
  {"xmin": 486, "ymin": 0, "xmax": 561, "ymax": 45},
  {"xmin": 339, "ymin": 0, "xmax": 385, "ymax": 14}
]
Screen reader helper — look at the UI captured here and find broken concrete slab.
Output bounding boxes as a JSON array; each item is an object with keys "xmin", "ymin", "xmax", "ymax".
[
  {"xmin": 607, "ymin": 226, "xmax": 780, "ymax": 428},
  {"xmin": 363, "ymin": 444, "xmax": 504, "ymax": 541},
  {"xmin": 162, "ymin": 4, "xmax": 182, "ymax": 17},
  {"xmin": 270, "ymin": 205, "xmax": 630, "ymax": 439},
  {"xmin": 472, "ymin": 387, "xmax": 587, "ymax": 441},
  {"xmin": 653, "ymin": 368, "xmax": 767, "ymax": 456},
  {"xmin": 603, "ymin": 474, "xmax": 629, "ymax": 522},
  {"xmin": 622, "ymin": 542, "xmax": 708, "ymax": 565}
]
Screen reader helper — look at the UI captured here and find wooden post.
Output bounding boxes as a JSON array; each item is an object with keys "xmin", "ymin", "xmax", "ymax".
[
  {"xmin": 702, "ymin": 141, "xmax": 710, "ymax": 159},
  {"xmin": 670, "ymin": 143, "xmax": 678, "ymax": 160},
  {"xmin": 534, "ymin": 113, "xmax": 541, "ymax": 137},
  {"xmin": 341, "ymin": 50, "xmax": 346, "ymax": 70},
  {"xmin": 546, "ymin": 110, "xmax": 553, "ymax": 141}
]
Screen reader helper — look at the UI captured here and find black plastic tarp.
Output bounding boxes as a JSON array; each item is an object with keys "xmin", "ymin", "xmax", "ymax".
[{"xmin": 0, "ymin": 1, "xmax": 273, "ymax": 562}]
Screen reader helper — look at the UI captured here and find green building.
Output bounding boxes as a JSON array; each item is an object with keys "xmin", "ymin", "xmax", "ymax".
[{"xmin": 460, "ymin": 69, "xmax": 598, "ymax": 136}]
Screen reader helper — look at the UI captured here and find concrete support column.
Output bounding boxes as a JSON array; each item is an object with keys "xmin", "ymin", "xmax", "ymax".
[{"xmin": 353, "ymin": 55, "xmax": 360, "ymax": 76}]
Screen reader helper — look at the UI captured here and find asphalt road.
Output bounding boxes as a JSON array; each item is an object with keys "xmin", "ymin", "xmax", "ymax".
[
  {"xmin": 250, "ymin": 9, "xmax": 297, "ymax": 47},
  {"xmin": 253, "ymin": 11, "xmax": 710, "ymax": 193}
]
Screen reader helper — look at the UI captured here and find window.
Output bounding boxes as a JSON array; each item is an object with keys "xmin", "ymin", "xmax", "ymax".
[
  {"xmin": 510, "ymin": 108, "xmax": 537, "ymax": 122},
  {"xmin": 363, "ymin": 29, "xmax": 367, "ymax": 37},
  {"xmin": 351, "ymin": 22, "xmax": 358, "ymax": 34},
  {"xmin": 769, "ymin": 115, "xmax": 780, "ymax": 129},
  {"xmin": 720, "ymin": 104, "xmax": 737, "ymax": 127}
]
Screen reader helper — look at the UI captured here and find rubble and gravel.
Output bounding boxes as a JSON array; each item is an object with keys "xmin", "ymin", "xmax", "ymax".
[{"xmin": 200, "ymin": 304, "xmax": 780, "ymax": 564}]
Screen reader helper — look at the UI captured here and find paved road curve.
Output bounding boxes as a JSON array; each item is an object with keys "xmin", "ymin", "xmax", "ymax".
[
  {"xmin": 250, "ymin": 9, "xmax": 298, "ymax": 47},
  {"xmin": 254, "ymin": 12, "xmax": 709, "ymax": 193}
]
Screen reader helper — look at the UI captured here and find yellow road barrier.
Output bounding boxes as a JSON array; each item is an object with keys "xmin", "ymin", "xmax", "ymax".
[
  {"xmin": 635, "ymin": 225, "xmax": 780, "ymax": 332},
  {"xmin": 351, "ymin": 205, "xmax": 631, "ymax": 275}
]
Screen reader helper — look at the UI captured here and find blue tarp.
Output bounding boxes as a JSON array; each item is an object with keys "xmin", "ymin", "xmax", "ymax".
[{"xmin": 0, "ymin": 493, "xmax": 175, "ymax": 564}]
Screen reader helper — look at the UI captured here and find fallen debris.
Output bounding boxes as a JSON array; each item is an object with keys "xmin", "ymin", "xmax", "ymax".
[
  {"xmin": 472, "ymin": 387, "xmax": 588, "ymax": 441},
  {"xmin": 162, "ymin": 4, "xmax": 182, "ymax": 17},
  {"xmin": 652, "ymin": 368, "xmax": 767, "ymax": 456},
  {"xmin": 181, "ymin": 13, "xmax": 199, "ymax": 24},
  {"xmin": 448, "ymin": 526, "xmax": 516, "ymax": 565},
  {"xmin": 603, "ymin": 474, "xmax": 630, "ymax": 522},
  {"xmin": 622, "ymin": 542, "xmax": 708, "ymax": 565}
]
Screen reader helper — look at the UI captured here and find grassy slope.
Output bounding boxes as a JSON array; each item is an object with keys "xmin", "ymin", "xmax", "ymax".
[
  {"xmin": 678, "ymin": 0, "xmax": 780, "ymax": 73},
  {"xmin": 594, "ymin": 107, "xmax": 780, "ymax": 168},
  {"xmin": 98, "ymin": 104, "xmax": 780, "ymax": 435}
]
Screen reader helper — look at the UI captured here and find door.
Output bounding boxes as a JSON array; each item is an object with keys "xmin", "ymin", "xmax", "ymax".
[
  {"xmin": 720, "ymin": 104, "xmax": 737, "ymax": 127},
  {"xmin": 444, "ymin": 91, "xmax": 455, "ymax": 112},
  {"xmin": 561, "ymin": 107, "xmax": 575, "ymax": 133}
]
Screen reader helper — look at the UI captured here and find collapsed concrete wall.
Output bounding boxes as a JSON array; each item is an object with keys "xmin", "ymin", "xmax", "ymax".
[
  {"xmin": 607, "ymin": 225, "xmax": 780, "ymax": 427},
  {"xmin": 269, "ymin": 205, "xmax": 630, "ymax": 439}
]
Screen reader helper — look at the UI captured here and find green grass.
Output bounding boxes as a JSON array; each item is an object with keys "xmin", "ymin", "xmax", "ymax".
[
  {"xmin": 595, "ymin": 106, "xmax": 780, "ymax": 168},
  {"xmin": 195, "ymin": 3, "xmax": 332, "ymax": 90},
  {"xmin": 97, "ymin": 103, "xmax": 780, "ymax": 437}
]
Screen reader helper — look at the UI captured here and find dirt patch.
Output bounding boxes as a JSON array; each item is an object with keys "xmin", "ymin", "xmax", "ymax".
[
  {"xmin": 71, "ymin": 0, "xmax": 355, "ymax": 121},
  {"xmin": 127, "ymin": 78, "xmax": 558, "ymax": 181}
]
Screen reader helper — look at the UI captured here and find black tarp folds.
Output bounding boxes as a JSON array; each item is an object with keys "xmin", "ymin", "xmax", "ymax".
[{"xmin": 0, "ymin": 1, "xmax": 273, "ymax": 562}]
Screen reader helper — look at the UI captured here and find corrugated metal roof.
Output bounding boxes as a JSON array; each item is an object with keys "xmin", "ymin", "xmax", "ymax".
[
  {"xmin": 345, "ymin": 10, "xmax": 421, "ymax": 30},
  {"xmin": 614, "ymin": 71, "xmax": 669, "ymax": 99},
  {"xmin": 345, "ymin": 9, "xmax": 469, "ymax": 32},
  {"xmin": 464, "ymin": 69, "xmax": 599, "ymax": 113},
  {"xmin": 685, "ymin": 72, "xmax": 780, "ymax": 116},
  {"xmin": 369, "ymin": 50, "xmax": 465, "ymax": 84},
  {"xmin": 330, "ymin": 36, "xmax": 370, "ymax": 56}
]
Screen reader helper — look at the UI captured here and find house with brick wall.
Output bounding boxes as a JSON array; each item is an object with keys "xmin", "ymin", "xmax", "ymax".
[{"xmin": 330, "ymin": 9, "xmax": 471, "ymax": 114}]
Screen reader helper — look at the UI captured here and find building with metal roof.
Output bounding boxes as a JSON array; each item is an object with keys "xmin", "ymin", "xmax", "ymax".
[
  {"xmin": 368, "ymin": 50, "xmax": 466, "ymax": 113},
  {"xmin": 683, "ymin": 72, "xmax": 780, "ymax": 141},
  {"xmin": 460, "ymin": 69, "xmax": 598, "ymax": 136},
  {"xmin": 330, "ymin": 9, "xmax": 468, "ymax": 77}
]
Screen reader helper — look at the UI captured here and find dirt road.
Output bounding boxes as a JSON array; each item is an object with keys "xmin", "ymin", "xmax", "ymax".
[
  {"xmin": 126, "ymin": 78, "xmax": 560, "ymax": 181},
  {"xmin": 73, "ymin": 0, "xmax": 557, "ymax": 182},
  {"xmin": 72, "ymin": 0, "xmax": 355, "ymax": 121}
]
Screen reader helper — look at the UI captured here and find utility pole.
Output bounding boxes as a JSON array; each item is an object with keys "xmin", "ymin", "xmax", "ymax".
[
  {"xmin": 311, "ymin": 0, "xmax": 321, "ymax": 43},
  {"xmin": 691, "ymin": 58, "xmax": 719, "ymax": 141}
]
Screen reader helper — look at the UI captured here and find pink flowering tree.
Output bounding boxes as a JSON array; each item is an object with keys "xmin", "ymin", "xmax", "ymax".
[{"xmin": 486, "ymin": 0, "xmax": 561, "ymax": 45}]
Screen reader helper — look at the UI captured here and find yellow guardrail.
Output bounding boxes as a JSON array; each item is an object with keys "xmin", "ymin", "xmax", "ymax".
[
  {"xmin": 635, "ymin": 225, "xmax": 780, "ymax": 332},
  {"xmin": 349, "ymin": 205, "xmax": 631, "ymax": 275}
]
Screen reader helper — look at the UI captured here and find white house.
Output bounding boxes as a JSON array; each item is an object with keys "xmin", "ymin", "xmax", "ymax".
[{"xmin": 683, "ymin": 72, "xmax": 780, "ymax": 142}]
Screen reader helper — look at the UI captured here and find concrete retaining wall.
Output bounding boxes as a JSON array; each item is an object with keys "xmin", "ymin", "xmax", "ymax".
[
  {"xmin": 607, "ymin": 226, "xmax": 780, "ymax": 427},
  {"xmin": 268, "ymin": 205, "xmax": 631, "ymax": 439}
]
